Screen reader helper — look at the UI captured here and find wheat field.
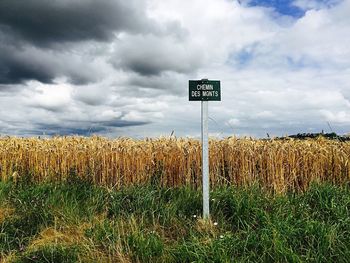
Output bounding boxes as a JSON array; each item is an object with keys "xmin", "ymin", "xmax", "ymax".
[{"xmin": 1, "ymin": 136, "xmax": 349, "ymax": 193}]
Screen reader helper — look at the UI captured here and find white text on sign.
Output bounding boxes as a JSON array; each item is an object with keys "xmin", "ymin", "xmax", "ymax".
[
  {"xmin": 189, "ymin": 80, "xmax": 221, "ymax": 101},
  {"xmin": 191, "ymin": 91, "xmax": 219, "ymax": 97}
]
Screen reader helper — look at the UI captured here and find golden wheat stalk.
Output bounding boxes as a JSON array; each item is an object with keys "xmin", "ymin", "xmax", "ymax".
[{"xmin": 0, "ymin": 136, "xmax": 349, "ymax": 193}]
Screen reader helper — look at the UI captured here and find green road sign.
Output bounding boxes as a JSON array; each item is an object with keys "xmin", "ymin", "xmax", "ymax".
[{"xmin": 189, "ymin": 80, "xmax": 221, "ymax": 101}]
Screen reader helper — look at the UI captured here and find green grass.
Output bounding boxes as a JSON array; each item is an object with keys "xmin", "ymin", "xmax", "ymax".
[{"xmin": 0, "ymin": 179, "xmax": 350, "ymax": 262}]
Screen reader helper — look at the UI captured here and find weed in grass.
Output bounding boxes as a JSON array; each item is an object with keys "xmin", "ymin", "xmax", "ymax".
[
  {"xmin": 14, "ymin": 244, "xmax": 81, "ymax": 263},
  {"xmin": 0, "ymin": 181, "xmax": 12, "ymax": 202},
  {"xmin": 0, "ymin": 197, "xmax": 54, "ymax": 253},
  {"xmin": 85, "ymin": 220, "xmax": 121, "ymax": 251},
  {"xmin": 126, "ymin": 231, "xmax": 164, "ymax": 263},
  {"xmin": 107, "ymin": 186, "xmax": 202, "ymax": 224},
  {"xmin": 211, "ymin": 185, "xmax": 270, "ymax": 231}
]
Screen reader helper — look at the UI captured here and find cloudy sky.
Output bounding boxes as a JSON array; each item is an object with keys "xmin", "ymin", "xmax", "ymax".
[{"xmin": 0, "ymin": 0, "xmax": 349, "ymax": 138}]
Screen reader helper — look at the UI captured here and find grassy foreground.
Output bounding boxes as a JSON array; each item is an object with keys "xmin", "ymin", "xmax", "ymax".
[{"xmin": 1, "ymin": 178, "xmax": 350, "ymax": 262}]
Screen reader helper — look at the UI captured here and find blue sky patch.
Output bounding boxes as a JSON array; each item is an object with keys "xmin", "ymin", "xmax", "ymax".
[
  {"xmin": 245, "ymin": 0, "xmax": 305, "ymax": 18},
  {"xmin": 236, "ymin": 49, "xmax": 254, "ymax": 65},
  {"xmin": 244, "ymin": 0, "xmax": 342, "ymax": 18},
  {"xmin": 227, "ymin": 44, "xmax": 258, "ymax": 68}
]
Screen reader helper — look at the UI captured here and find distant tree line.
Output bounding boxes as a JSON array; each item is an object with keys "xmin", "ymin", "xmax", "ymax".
[{"xmin": 276, "ymin": 132, "xmax": 350, "ymax": 141}]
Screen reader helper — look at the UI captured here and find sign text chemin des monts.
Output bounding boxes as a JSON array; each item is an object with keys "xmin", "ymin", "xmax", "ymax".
[{"xmin": 189, "ymin": 80, "xmax": 221, "ymax": 101}]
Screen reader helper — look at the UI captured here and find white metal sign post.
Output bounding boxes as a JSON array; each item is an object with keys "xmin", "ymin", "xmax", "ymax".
[
  {"xmin": 189, "ymin": 79, "xmax": 221, "ymax": 219},
  {"xmin": 201, "ymin": 100, "xmax": 209, "ymax": 218}
]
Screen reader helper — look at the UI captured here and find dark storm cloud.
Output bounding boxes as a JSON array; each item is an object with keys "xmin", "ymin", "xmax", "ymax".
[
  {"xmin": 0, "ymin": 0, "xmax": 158, "ymax": 85},
  {"xmin": 27, "ymin": 125, "xmax": 108, "ymax": 136},
  {"xmin": 0, "ymin": 47, "xmax": 54, "ymax": 84},
  {"xmin": 0, "ymin": 0, "xmax": 153, "ymax": 45},
  {"xmin": 0, "ymin": 43, "xmax": 100, "ymax": 85},
  {"xmin": 101, "ymin": 119, "xmax": 149, "ymax": 128},
  {"xmin": 32, "ymin": 119, "xmax": 149, "ymax": 136}
]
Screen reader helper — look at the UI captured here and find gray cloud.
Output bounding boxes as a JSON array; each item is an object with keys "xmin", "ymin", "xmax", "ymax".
[
  {"xmin": 72, "ymin": 84, "xmax": 113, "ymax": 106},
  {"xmin": 0, "ymin": 85, "xmax": 15, "ymax": 93},
  {"xmin": 111, "ymin": 35, "xmax": 204, "ymax": 76},
  {"xmin": 0, "ymin": 0, "xmax": 153, "ymax": 46},
  {"xmin": 122, "ymin": 72, "xmax": 188, "ymax": 97}
]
